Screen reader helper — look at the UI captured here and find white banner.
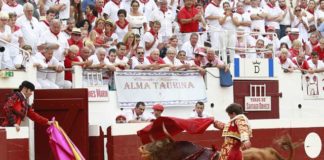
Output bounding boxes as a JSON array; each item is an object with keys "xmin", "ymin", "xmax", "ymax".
[
  {"xmin": 115, "ymin": 70, "xmax": 207, "ymax": 108},
  {"xmin": 302, "ymin": 73, "xmax": 324, "ymax": 99}
]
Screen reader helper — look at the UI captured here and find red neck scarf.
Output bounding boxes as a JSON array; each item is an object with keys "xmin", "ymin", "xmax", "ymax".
[
  {"xmin": 13, "ymin": 25, "xmax": 20, "ymax": 32},
  {"xmin": 139, "ymin": 0, "xmax": 149, "ymax": 4},
  {"xmin": 7, "ymin": 1, "xmax": 18, "ymax": 7},
  {"xmin": 267, "ymin": 2, "xmax": 275, "ymax": 8},
  {"xmin": 279, "ymin": 56, "xmax": 287, "ymax": 64},
  {"xmin": 112, "ymin": 0, "xmax": 120, "ymax": 6},
  {"xmin": 160, "ymin": 7, "xmax": 167, "ymax": 13},
  {"xmin": 289, "ymin": 48, "xmax": 299, "ymax": 58},
  {"xmin": 194, "ymin": 59, "xmax": 201, "ymax": 66},
  {"xmin": 96, "ymin": 7, "xmax": 103, "ymax": 14},
  {"xmin": 116, "ymin": 20, "xmax": 129, "ymax": 29},
  {"xmin": 87, "ymin": 15, "xmax": 96, "ymax": 23},
  {"xmin": 236, "ymin": 9, "xmax": 244, "ymax": 14},
  {"xmin": 149, "ymin": 29, "xmax": 157, "ymax": 37},
  {"xmin": 310, "ymin": 40, "xmax": 318, "ymax": 47},
  {"xmin": 105, "ymin": 31, "xmax": 113, "ymax": 37},
  {"xmin": 95, "ymin": 28, "xmax": 103, "ymax": 35},
  {"xmin": 307, "ymin": 8, "xmax": 314, "ymax": 15},
  {"xmin": 43, "ymin": 20, "xmax": 50, "ymax": 27},
  {"xmin": 210, "ymin": 1, "xmax": 219, "ymax": 7},
  {"xmin": 300, "ymin": 4, "xmax": 307, "ymax": 9},
  {"xmin": 50, "ymin": 29, "xmax": 60, "ymax": 39},
  {"xmin": 279, "ymin": 5, "xmax": 287, "ymax": 10},
  {"xmin": 147, "ymin": 56, "xmax": 164, "ymax": 64}
]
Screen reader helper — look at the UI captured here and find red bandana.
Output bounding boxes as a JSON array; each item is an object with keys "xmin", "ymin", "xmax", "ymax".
[
  {"xmin": 149, "ymin": 29, "xmax": 157, "ymax": 37},
  {"xmin": 14, "ymin": 25, "xmax": 20, "ymax": 32},
  {"xmin": 116, "ymin": 20, "xmax": 129, "ymax": 29},
  {"xmin": 279, "ymin": 56, "xmax": 286, "ymax": 64},
  {"xmin": 105, "ymin": 31, "xmax": 113, "ymax": 37},
  {"xmin": 310, "ymin": 40, "xmax": 318, "ymax": 46},
  {"xmin": 95, "ymin": 28, "xmax": 103, "ymax": 35},
  {"xmin": 267, "ymin": 3, "xmax": 275, "ymax": 8},
  {"xmin": 280, "ymin": 5, "xmax": 286, "ymax": 10},
  {"xmin": 87, "ymin": 15, "xmax": 96, "ymax": 23},
  {"xmin": 50, "ymin": 29, "xmax": 60, "ymax": 39},
  {"xmin": 96, "ymin": 7, "xmax": 103, "ymax": 14},
  {"xmin": 112, "ymin": 0, "xmax": 120, "ymax": 6},
  {"xmin": 210, "ymin": 2, "xmax": 219, "ymax": 7},
  {"xmin": 43, "ymin": 20, "xmax": 50, "ymax": 27},
  {"xmin": 139, "ymin": 0, "xmax": 149, "ymax": 4},
  {"xmin": 307, "ymin": 8, "xmax": 314, "ymax": 15},
  {"xmin": 289, "ymin": 48, "xmax": 299, "ymax": 58}
]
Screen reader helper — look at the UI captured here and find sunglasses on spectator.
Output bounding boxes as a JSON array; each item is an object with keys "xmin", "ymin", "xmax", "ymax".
[
  {"xmin": 295, "ymin": 9, "xmax": 301, "ymax": 12},
  {"xmin": 137, "ymin": 52, "xmax": 144, "ymax": 55}
]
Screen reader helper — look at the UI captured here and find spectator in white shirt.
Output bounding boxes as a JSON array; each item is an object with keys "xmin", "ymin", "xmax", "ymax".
[
  {"xmin": 34, "ymin": 45, "xmax": 71, "ymax": 89},
  {"xmin": 0, "ymin": 12, "xmax": 13, "ymax": 69},
  {"xmin": 103, "ymin": 0, "xmax": 122, "ymax": 22},
  {"xmin": 115, "ymin": 42, "xmax": 130, "ymax": 70},
  {"xmin": 150, "ymin": 0, "xmax": 174, "ymax": 42},
  {"xmin": 308, "ymin": 51, "xmax": 324, "ymax": 69},
  {"xmin": 291, "ymin": 6, "xmax": 309, "ymax": 41},
  {"xmin": 37, "ymin": 19, "xmax": 69, "ymax": 63},
  {"xmin": 249, "ymin": 0, "xmax": 267, "ymax": 34},
  {"xmin": 205, "ymin": 0, "xmax": 222, "ymax": 50},
  {"xmin": 181, "ymin": 33, "xmax": 200, "ymax": 60},
  {"xmin": 16, "ymin": 3, "xmax": 41, "ymax": 54},
  {"xmin": 278, "ymin": 0, "xmax": 292, "ymax": 39},
  {"xmin": 234, "ymin": 2, "xmax": 252, "ymax": 33},
  {"xmin": 189, "ymin": 101, "xmax": 211, "ymax": 118},
  {"xmin": 203, "ymin": 48, "xmax": 228, "ymax": 70},
  {"xmin": 39, "ymin": 8, "xmax": 56, "ymax": 33},
  {"xmin": 219, "ymin": 2, "xmax": 237, "ymax": 62},
  {"xmin": 144, "ymin": 21, "xmax": 162, "ymax": 56},
  {"xmin": 126, "ymin": 101, "xmax": 151, "ymax": 123},
  {"xmin": 265, "ymin": 0, "xmax": 285, "ymax": 36},
  {"xmin": 278, "ymin": 48, "xmax": 297, "ymax": 72},
  {"xmin": 2, "ymin": 0, "xmax": 24, "ymax": 17},
  {"xmin": 163, "ymin": 47, "xmax": 190, "ymax": 70},
  {"xmin": 88, "ymin": 47, "xmax": 116, "ymax": 70},
  {"xmin": 130, "ymin": 46, "xmax": 156, "ymax": 70}
]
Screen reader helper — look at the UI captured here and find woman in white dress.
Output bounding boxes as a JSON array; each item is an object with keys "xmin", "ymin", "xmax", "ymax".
[
  {"xmin": 0, "ymin": 12, "xmax": 13, "ymax": 69},
  {"xmin": 115, "ymin": 9, "xmax": 131, "ymax": 42},
  {"xmin": 8, "ymin": 12, "xmax": 24, "ymax": 63},
  {"xmin": 127, "ymin": 0, "xmax": 148, "ymax": 36}
]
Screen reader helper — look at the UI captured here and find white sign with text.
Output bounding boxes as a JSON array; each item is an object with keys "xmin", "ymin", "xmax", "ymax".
[
  {"xmin": 115, "ymin": 70, "xmax": 207, "ymax": 108},
  {"xmin": 245, "ymin": 96, "xmax": 272, "ymax": 111},
  {"xmin": 88, "ymin": 86, "xmax": 109, "ymax": 101}
]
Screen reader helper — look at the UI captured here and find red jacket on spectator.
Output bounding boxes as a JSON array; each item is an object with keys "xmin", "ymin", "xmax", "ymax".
[
  {"xmin": 177, "ymin": 6, "xmax": 199, "ymax": 33},
  {"xmin": 64, "ymin": 55, "xmax": 80, "ymax": 82},
  {"xmin": 68, "ymin": 38, "xmax": 83, "ymax": 53},
  {"xmin": 292, "ymin": 59, "xmax": 310, "ymax": 70},
  {"xmin": 313, "ymin": 46, "xmax": 324, "ymax": 60}
]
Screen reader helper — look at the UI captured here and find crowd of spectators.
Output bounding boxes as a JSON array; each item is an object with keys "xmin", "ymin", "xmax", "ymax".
[{"xmin": 0, "ymin": 0, "xmax": 323, "ymax": 89}]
